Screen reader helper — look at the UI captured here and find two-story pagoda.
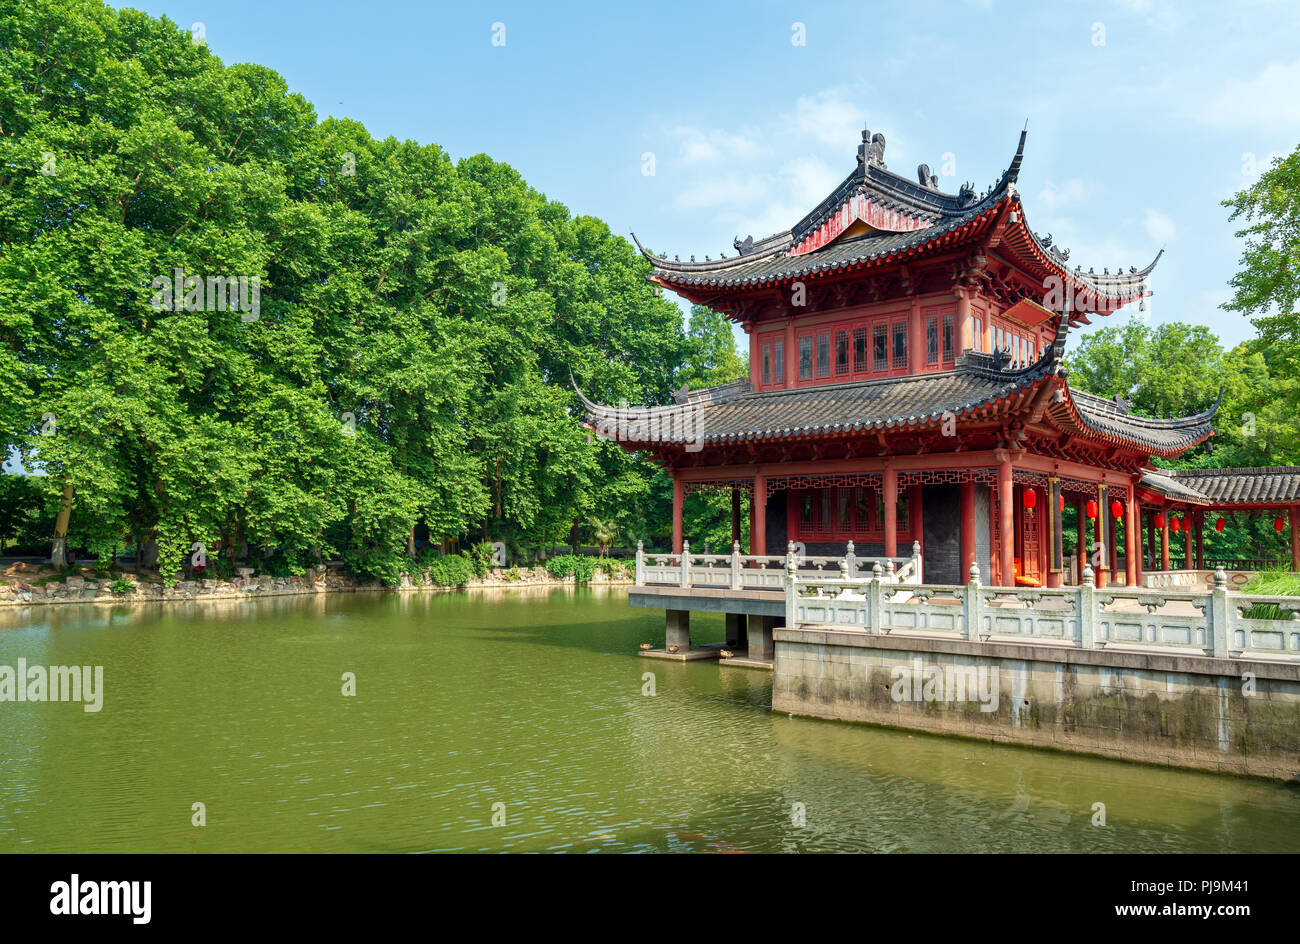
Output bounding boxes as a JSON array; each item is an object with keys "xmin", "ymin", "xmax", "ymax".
[{"xmin": 581, "ymin": 127, "xmax": 1295, "ymax": 595}]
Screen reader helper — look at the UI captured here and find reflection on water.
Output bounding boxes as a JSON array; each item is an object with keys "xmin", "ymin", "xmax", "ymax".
[{"xmin": 0, "ymin": 588, "xmax": 1296, "ymax": 853}]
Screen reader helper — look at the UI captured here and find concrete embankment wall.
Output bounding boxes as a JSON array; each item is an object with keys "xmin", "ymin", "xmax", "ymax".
[{"xmin": 773, "ymin": 628, "xmax": 1300, "ymax": 781}]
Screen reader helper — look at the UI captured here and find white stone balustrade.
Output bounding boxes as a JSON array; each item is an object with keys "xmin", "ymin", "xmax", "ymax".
[
  {"xmin": 785, "ymin": 563, "xmax": 1300, "ymax": 661},
  {"xmin": 634, "ymin": 539, "xmax": 920, "ymax": 592}
]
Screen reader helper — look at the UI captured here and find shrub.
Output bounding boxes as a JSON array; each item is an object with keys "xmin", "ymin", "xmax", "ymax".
[
  {"xmin": 469, "ymin": 540, "xmax": 496, "ymax": 577},
  {"xmin": 427, "ymin": 553, "xmax": 476, "ymax": 587},
  {"xmin": 544, "ymin": 554, "xmax": 597, "ymax": 582},
  {"xmin": 108, "ymin": 577, "xmax": 136, "ymax": 595}
]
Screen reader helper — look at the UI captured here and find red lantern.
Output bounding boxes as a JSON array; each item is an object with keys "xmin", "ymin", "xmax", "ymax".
[
  {"xmin": 1024, "ymin": 488, "xmax": 1037, "ymax": 510},
  {"xmin": 1059, "ymin": 495, "xmax": 1065, "ymax": 513},
  {"xmin": 1154, "ymin": 513, "xmax": 1164, "ymax": 529},
  {"xmin": 1086, "ymin": 500, "xmax": 1097, "ymax": 519},
  {"xmin": 1275, "ymin": 516, "xmax": 1285, "ymax": 533},
  {"xmin": 1171, "ymin": 517, "xmax": 1180, "ymax": 533},
  {"xmin": 1215, "ymin": 517, "xmax": 1225, "ymax": 532},
  {"xmin": 1111, "ymin": 500, "xmax": 1123, "ymax": 519}
]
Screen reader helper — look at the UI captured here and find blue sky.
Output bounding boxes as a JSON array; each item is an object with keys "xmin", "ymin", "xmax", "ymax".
[{"xmin": 111, "ymin": 0, "xmax": 1300, "ymax": 351}]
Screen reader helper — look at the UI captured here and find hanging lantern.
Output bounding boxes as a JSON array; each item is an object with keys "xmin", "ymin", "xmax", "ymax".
[
  {"xmin": 1059, "ymin": 494, "xmax": 1065, "ymax": 513},
  {"xmin": 1215, "ymin": 517, "xmax": 1225, "ymax": 532},
  {"xmin": 1154, "ymin": 512, "xmax": 1164, "ymax": 529},
  {"xmin": 1275, "ymin": 516, "xmax": 1286, "ymax": 533},
  {"xmin": 1024, "ymin": 488, "xmax": 1037, "ymax": 510},
  {"xmin": 1086, "ymin": 500, "xmax": 1097, "ymax": 519},
  {"xmin": 1170, "ymin": 517, "xmax": 1180, "ymax": 533},
  {"xmin": 1111, "ymin": 500, "xmax": 1123, "ymax": 519}
]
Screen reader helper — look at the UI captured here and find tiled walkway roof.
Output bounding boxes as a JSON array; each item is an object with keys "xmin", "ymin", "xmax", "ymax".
[{"xmin": 1143, "ymin": 467, "xmax": 1300, "ymax": 506}]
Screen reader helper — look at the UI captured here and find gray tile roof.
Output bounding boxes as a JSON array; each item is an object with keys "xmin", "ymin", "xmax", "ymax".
[
  {"xmin": 1143, "ymin": 467, "xmax": 1300, "ymax": 505},
  {"xmin": 634, "ymin": 127, "xmax": 1161, "ymax": 302},
  {"xmin": 579, "ymin": 343, "xmax": 1217, "ymax": 455}
]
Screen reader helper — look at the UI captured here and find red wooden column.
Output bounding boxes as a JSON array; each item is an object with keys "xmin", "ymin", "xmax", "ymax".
[
  {"xmin": 672, "ymin": 476, "xmax": 684, "ymax": 554},
  {"xmin": 1125, "ymin": 486, "xmax": 1138, "ymax": 587},
  {"xmin": 997, "ymin": 455, "xmax": 1013, "ymax": 587},
  {"xmin": 1290, "ymin": 506, "xmax": 1300, "ymax": 572},
  {"xmin": 784, "ymin": 318, "xmax": 796, "ymax": 387},
  {"xmin": 1160, "ymin": 510, "xmax": 1170, "ymax": 572},
  {"xmin": 883, "ymin": 465, "xmax": 898, "ymax": 559},
  {"xmin": 908, "ymin": 298, "xmax": 923, "ymax": 373},
  {"xmin": 731, "ymin": 486, "xmax": 741, "ymax": 544},
  {"xmin": 1046, "ymin": 478, "xmax": 1063, "ymax": 588},
  {"xmin": 1075, "ymin": 496, "xmax": 1087, "ymax": 582},
  {"xmin": 1095, "ymin": 486, "xmax": 1109, "ymax": 589},
  {"xmin": 960, "ymin": 480, "xmax": 976, "ymax": 578},
  {"xmin": 751, "ymin": 475, "xmax": 767, "ymax": 557},
  {"xmin": 953, "ymin": 285, "xmax": 972, "ymax": 354},
  {"xmin": 911, "ymin": 483, "xmax": 924, "ymax": 553}
]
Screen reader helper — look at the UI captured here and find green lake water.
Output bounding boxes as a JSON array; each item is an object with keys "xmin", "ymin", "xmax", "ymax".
[{"xmin": 1, "ymin": 586, "xmax": 1297, "ymax": 853}]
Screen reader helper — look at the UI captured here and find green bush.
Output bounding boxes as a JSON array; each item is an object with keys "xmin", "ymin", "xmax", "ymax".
[
  {"xmin": 544, "ymin": 554, "xmax": 597, "ymax": 582},
  {"xmin": 427, "ymin": 553, "xmax": 476, "ymax": 587},
  {"xmin": 469, "ymin": 541, "xmax": 496, "ymax": 577},
  {"xmin": 108, "ymin": 577, "xmax": 136, "ymax": 595}
]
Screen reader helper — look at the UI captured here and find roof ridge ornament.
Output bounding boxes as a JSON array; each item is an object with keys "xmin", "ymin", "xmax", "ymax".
[{"xmin": 857, "ymin": 127, "xmax": 886, "ymax": 172}]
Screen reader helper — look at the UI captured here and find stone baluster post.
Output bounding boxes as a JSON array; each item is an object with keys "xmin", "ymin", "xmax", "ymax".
[
  {"xmin": 1078, "ymin": 564, "xmax": 1096, "ymax": 648},
  {"xmin": 963, "ymin": 562, "xmax": 982, "ymax": 640},
  {"xmin": 1207, "ymin": 565, "xmax": 1230, "ymax": 658},
  {"xmin": 912, "ymin": 540, "xmax": 923, "ymax": 583},
  {"xmin": 843, "ymin": 540, "xmax": 856, "ymax": 581},
  {"xmin": 680, "ymin": 540, "xmax": 691, "ymax": 589},
  {"xmin": 784, "ymin": 550, "xmax": 799, "ymax": 630},
  {"xmin": 635, "ymin": 540, "xmax": 645, "ymax": 586},
  {"xmin": 787, "ymin": 540, "xmax": 797, "ymax": 573},
  {"xmin": 730, "ymin": 540, "xmax": 742, "ymax": 590},
  {"xmin": 868, "ymin": 561, "xmax": 884, "ymax": 633}
]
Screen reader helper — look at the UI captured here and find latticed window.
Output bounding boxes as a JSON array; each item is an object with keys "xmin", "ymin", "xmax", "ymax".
[
  {"xmin": 761, "ymin": 343, "xmax": 771, "ymax": 385},
  {"xmin": 816, "ymin": 332, "xmax": 830, "ymax": 377},
  {"xmin": 892, "ymin": 321, "xmax": 907, "ymax": 368},
  {"xmin": 942, "ymin": 313, "xmax": 954, "ymax": 362},
  {"xmin": 926, "ymin": 317, "xmax": 939, "ymax": 365},
  {"xmin": 774, "ymin": 339, "xmax": 784, "ymax": 382},
  {"xmin": 799, "ymin": 336, "xmax": 812, "ymax": 379},
  {"xmin": 834, "ymin": 330, "xmax": 850, "ymax": 376},
  {"xmin": 853, "ymin": 328, "xmax": 867, "ymax": 372},
  {"xmin": 873, "ymin": 324, "xmax": 887, "ymax": 371}
]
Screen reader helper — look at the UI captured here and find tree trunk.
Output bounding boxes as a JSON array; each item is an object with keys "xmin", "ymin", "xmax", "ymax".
[{"xmin": 50, "ymin": 481, "xmax": 74, "ymax": 567}]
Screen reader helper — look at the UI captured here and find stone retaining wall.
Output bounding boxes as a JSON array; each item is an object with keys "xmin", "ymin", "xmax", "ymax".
[
  {"xmin": 0, "ymin": 567, "xmax": 631, "ymax": 607},
  {"xmin": 773, "ymin": 627, "xmax": 1300, "ymax": 781}
]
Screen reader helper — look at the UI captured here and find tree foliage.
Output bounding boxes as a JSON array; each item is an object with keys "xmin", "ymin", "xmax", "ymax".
[{"xmin": 0, "ymin": 0, "xmax": 741, "ymax": 581}]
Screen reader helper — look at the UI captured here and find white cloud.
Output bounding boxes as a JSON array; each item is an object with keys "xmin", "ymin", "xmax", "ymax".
[
  {"xmin": 1202, "ymin": 59, "xmax": 1300, "ymax": 127},
  {"xmin": 670, "ymin": 124, "xmax": 763, "ymax": 166},
  {"xmin": 1110, "ymin": 0, "xmax": 1187, "ymax": 31},
  {"xmin": 1144, "ymin": 208, "xmax": 1177, "ymax": 243},
  {"xmin": 1036, "ymin": 179, "xmax": 1090, "ymax": 211}
]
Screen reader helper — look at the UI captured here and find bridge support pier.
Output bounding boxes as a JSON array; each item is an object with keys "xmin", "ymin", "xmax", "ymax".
[
  {"xmin": 746, "ymin": 614, "xmax": 775, "ymax": 661},
  {"xmin": 665, "ymin": 610, "xmax": 690, "ymax": 651}
]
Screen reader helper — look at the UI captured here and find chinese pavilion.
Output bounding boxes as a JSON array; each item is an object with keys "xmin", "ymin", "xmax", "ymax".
[{"xmin": 581, "ymin": 127, "xmax": 1300, "ymax": 588}]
